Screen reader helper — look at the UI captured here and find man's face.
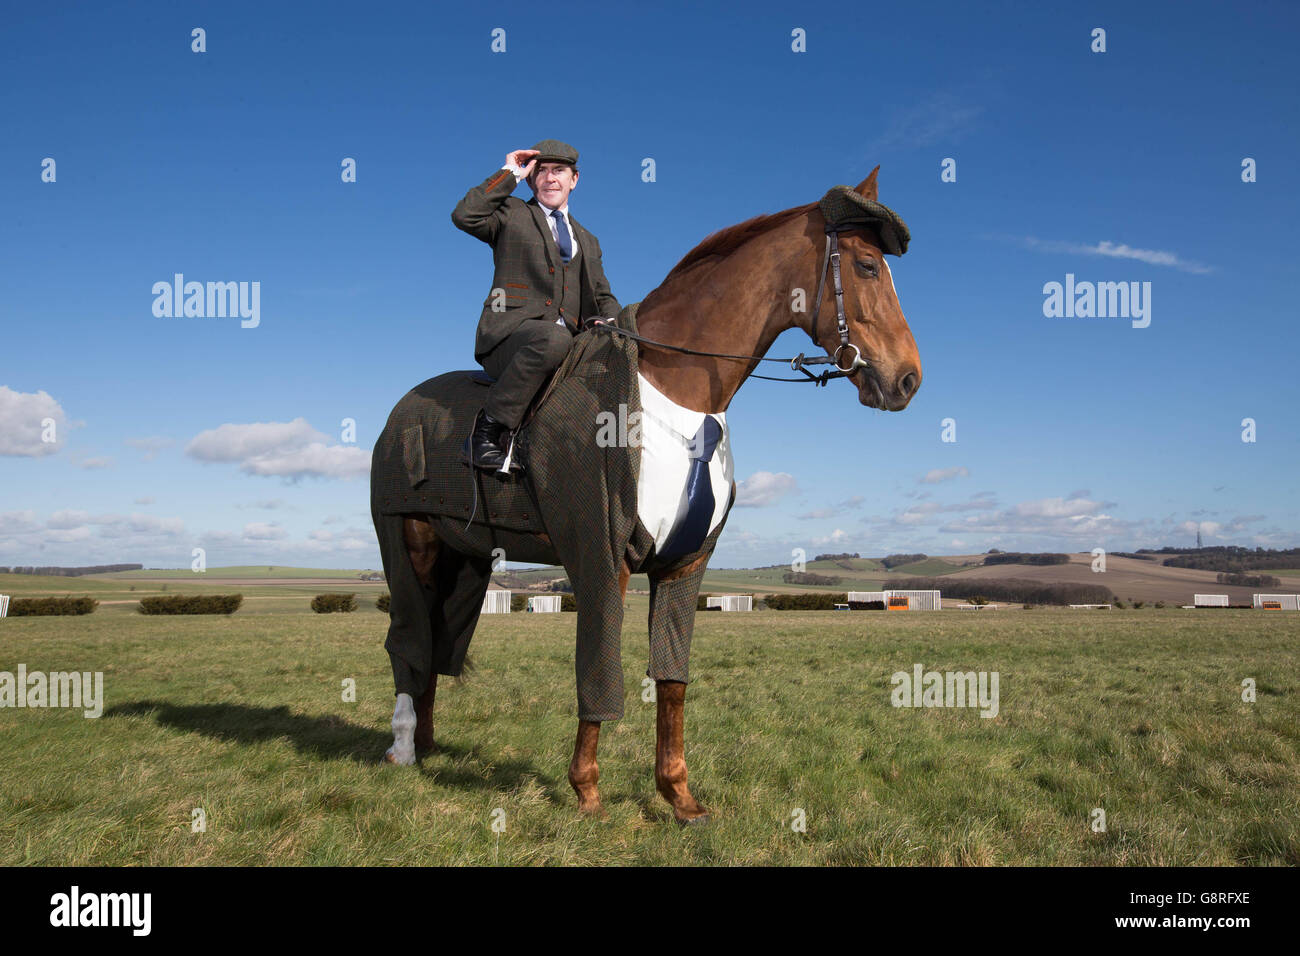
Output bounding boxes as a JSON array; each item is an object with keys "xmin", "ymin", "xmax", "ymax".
[{"xmin": 529, "ymin": 161, "xmax": 578, "ymax": 208}]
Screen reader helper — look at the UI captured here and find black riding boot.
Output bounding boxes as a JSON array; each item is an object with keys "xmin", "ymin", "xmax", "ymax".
[{"xmin": 462, "ymin": 407, "xmax": 509, "ymax": 471}]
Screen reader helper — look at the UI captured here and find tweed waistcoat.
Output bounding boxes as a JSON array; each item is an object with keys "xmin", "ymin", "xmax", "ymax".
[{"xmin": 557, "ymin": 238, "xmax": 583, "ymax": 328}]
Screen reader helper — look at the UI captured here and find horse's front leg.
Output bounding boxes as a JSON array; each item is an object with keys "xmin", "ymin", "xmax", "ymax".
[
  {"xmin": 655, "ymin": 680, "xmax": 709, "ymax": 825},
  {"xmin": 566, "ymin": 555, "xmax": 632, "ymax": 815},
  {"xmin": 568, "ymin": 720, "xmax": 603, "ymax": 815}
]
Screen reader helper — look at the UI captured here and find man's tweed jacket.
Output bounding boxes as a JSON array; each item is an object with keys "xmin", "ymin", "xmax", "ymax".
[
  {"xmin": 371, "ymin": 304, "xmax": 736, "ymax": 722},
  {"xmin": 452, "ymin": 167, "xmax": 622, "ymax": 361}
]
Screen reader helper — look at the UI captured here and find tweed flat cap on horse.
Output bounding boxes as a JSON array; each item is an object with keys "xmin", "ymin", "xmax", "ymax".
[
  {"xmin": 819, "ymin": 185, "xmax": 911, "ymax": 256},
  {"xmin": 531, "ymin": 139, "xmax": 579, "ymax": 166}
]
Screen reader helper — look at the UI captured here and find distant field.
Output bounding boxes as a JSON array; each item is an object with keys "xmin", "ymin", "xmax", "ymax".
[
  {"xmin": 87, "ymin": 566, "xmax": 381, "ymax": 581},
  {"xmin": 9, "ymin": 552, "xmax": 1298, "ymax": 609},
  {"xmin": 1, "ymin": 606, "xmax": 1295, "ymax": 865},
  {"xmin": 886, "ymin": 558, "xmax": 965, "ymax": 577},
  {"xmin": 0, "ymin": 572, "xmax": 386, "ymax": 618},
  {"xmin": 1256, "ymin": 569, "xmax": 1300, "ymax": 582},
  {"xmin": 930, "ymin": 555, "xmax": 1275, "ymax": 606}
]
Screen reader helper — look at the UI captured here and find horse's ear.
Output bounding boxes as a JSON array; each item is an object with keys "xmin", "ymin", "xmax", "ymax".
[{"xmin": 854, "ymin": 166, "xmax": 880, "ymax": 201}]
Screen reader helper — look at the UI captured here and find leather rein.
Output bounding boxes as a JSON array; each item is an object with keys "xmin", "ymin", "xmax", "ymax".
[{"xmin": 589, "ymin": 223, "xmax": 871, "ymax": 387}]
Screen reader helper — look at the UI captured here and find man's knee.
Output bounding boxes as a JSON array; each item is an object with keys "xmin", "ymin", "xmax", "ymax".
[{"xmin": 531, "ymin": 320, "xmax": 575, "ymax": 364}]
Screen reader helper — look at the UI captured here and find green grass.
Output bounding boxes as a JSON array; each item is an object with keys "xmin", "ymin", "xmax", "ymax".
[{"xmin": 1, "ymin": 607, "xmax": 1296, "ymax": 865}]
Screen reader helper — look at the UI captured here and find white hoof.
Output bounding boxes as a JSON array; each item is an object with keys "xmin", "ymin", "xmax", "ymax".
[{"xmin": 386, "ymin": 692, "xmax": 416, "ymax": 765}]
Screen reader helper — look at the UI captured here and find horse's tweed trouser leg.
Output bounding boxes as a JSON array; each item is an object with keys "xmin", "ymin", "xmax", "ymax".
[
  {"xmin": 646, "ymin": 496, "xmax": 732, "ymax": 685},
  {"xmin": 373, "ymin": 507, "xmax": 490, "ymax": 698}
]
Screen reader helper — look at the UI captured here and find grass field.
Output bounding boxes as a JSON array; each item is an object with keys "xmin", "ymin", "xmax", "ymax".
[{"xmin": 2, "ymin": 604, "xmax": 1296, "ymax": 866}]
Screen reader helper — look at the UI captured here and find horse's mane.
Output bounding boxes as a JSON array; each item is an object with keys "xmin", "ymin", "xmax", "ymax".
[{"xmin": 662, "ymin": 202, "xmax": 817, "ymax": 281}]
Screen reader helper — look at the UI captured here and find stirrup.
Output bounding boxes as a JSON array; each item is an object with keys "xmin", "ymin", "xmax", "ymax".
[{"xmin": 497, "ymin": 430, "xmax": 526, "ymax": 476}]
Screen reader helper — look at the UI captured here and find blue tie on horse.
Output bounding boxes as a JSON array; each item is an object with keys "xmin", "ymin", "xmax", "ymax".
[
  {"xmin": 657, "ymin": 415, "xmax": 723, "ymax": 561},
  {"xmin": 551, "ymin": 209, "xmax": 573, "ymax": 263}
]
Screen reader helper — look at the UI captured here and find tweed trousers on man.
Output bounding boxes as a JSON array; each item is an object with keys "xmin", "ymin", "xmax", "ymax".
[{"xmin": 479, "ymin": 319, "xmax": 575, "ymax": 430}]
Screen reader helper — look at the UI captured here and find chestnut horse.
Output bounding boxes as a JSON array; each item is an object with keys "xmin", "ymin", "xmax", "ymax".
[{"xmin": 382, "ymin": 166, "xmax": 920, "ymax": 824}]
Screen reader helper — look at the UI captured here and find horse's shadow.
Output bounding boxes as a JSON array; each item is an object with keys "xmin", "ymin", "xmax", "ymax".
[{"xmin": 104, "ymin": 700, "xmax": 558, "ymax": 797}]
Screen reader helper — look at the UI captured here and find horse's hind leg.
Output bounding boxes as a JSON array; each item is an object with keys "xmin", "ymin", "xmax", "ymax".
[
  {"xmin": 648, "ymin": 551, "xmax": 712, "ymax": 825},
  {"xmin": 384, "ymin": 516, "xmax": 442, "ymax": 765}
]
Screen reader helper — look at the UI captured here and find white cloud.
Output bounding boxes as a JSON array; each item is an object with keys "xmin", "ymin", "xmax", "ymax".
[
  {"xmin": 870, "ymin": 92, "xmax": 983, "ymax": 151},
  {"xmin": 920, "ymin": 466, "xmax": 969, "ymax": 484},
  {"xmin": 0, "ymin": 386, "xmax": 69, "ymax": 457},
  {"xmin": 240, "ymin": 443, "xmax": 370, "ymax": 480},
  {"xmin": 1006, "ymin": 236, "xmax": 1213, "ymax": 275},
  {"xmin": 812, "ymin": 528, "xmax": 851, "ymax": 546},
  {"xmin": 238, "ymin": 498, "xmax": 290, "ymax": 510},
  {"xmin": 796, "ymin": 494, "xmax": 865, "ymax": 520},
  {"xmin": 735, "ymin": 471, "xmax": 799, "ymax": 508},
  {"xmin": 186, "ymin": 418, "xmax": 369, "ymax": 480},
  {"xmin": 242, "ymin": 522, "xmax": 288, "ymax": 541},
  {"xmin": 125, "ymin": 436, "xmax": 174, "ymax": 461},
  {"xmin": 80, "ymin": 457, "xmax": 113, "ymax": 470},
  {"xmin": 0, "ymin": 511, "xmax": 41, "ymax": 535}
]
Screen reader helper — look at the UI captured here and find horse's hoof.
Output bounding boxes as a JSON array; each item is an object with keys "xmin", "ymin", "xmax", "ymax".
[
  {"xmin": 384, "ymin": 746, "xmax": 415, "ymax": 766},
  {"xmin": 675, "ymin": 810, "xmax": 710, "ymax": 827}
]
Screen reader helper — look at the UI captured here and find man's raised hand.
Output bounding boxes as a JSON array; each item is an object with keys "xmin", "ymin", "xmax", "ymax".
[{"xmin": 506, "ymin": 149, "xmax": 539, "ymax": 178}]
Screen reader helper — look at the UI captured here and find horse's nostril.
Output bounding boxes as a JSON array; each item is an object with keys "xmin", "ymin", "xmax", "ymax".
[{"xmin": 898, "ymin": 371, "xmax": 919, "ymax": 398}]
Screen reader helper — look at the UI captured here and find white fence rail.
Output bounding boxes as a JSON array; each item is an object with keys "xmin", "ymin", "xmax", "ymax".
[
  {"xmin": 481, "ymin": 590, "xmax": 511, "ymax": 614},
  {"xmin": 1193, "ymin": 594, "xmax": 1230, "ymax": 607},
  {"xmin": 706, "ymin": 595, "xmax": 753, "ymax": 612},
  {"xmin": 847, "ymin": 589, "xmax": 942, "ymax": 610},
  {"xmin": 0, "ymin": 594, "xmax": 9, "ymax": 618},
  {"xmin": 1253, "ymin": 593, "xmax": 1299, "ymax": 610},
  {"xmin": 527, "ymin": 595, "xmax": 562, "ymax": 613}
]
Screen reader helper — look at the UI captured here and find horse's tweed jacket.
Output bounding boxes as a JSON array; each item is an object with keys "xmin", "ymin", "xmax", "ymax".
[{"xmin": 371, "ymin": 303, "xmax": 736, "ymax": 721}]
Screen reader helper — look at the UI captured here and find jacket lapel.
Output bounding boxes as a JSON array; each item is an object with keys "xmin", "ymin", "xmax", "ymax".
[
  {"xmin": 568, "ymin": 216, "xmax": 595, "ymax": 302},
  {"xmin": 525, "ymin": 197, "xmax": 557, "ymax": 268}
]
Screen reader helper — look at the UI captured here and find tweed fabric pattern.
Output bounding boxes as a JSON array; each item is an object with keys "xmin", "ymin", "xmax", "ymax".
[
  {"xmin": 818, "ymin": 185, "xmax": 911, "ymax": 256},
  {"xmin": 644, "ymin": 482, "xmax": 736, "ymax": 685},
  {"xmin": 371, "ymin": 302, "xmax": 735, "ymax": 720},
  {"xmin": 530, "ymin": 139, "xmax": 579, "ymax": 165}
]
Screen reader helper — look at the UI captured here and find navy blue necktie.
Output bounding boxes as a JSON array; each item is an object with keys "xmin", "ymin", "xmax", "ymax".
[
  {"xmin": 551, "ymin": 209, "xmax": 573, "ymax": 263},
  {"xmin": 658, "ymin": 415, "xmax": 723, "ymax": 561}
]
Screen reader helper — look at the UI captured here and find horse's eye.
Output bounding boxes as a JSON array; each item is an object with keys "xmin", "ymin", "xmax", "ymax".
[{"xmin": 855, "ymin": 258, "xmax": 879, "ymax": 278}]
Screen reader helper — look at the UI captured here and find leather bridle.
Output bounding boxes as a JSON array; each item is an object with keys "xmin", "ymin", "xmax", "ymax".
[{"xmin": 589, "ymin": 220, "xmax": 873, "ymax": 387}]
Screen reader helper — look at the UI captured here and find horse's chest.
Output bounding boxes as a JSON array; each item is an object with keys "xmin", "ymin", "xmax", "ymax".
[{"xmin": 635, "ymin": 372, "xmax": 735, "ymax": 553}]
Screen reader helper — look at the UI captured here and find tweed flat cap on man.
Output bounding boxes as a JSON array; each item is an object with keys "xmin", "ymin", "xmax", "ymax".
[
  {"xmin": 531, "ymin": 139, "xmax": 579, "ymax": 166},
  {"xmin": 818, "ymin": 185, "xmax": 911, "ymax": 256}
]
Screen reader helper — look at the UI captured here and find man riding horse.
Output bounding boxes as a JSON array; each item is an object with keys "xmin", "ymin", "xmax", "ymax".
[{"xmin": 453, "ymin": 139, "xmax": 621, "ymax": 471}]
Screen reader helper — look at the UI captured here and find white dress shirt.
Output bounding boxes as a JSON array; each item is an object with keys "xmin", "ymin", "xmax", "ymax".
[{"xmin": 502, "ymin": 163, "xmax": 583, "ymax": 328}]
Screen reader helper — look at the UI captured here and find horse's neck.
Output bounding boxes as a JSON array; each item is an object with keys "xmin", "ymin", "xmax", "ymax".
[{"xmin": 636, "ymin": 220, "xmax": 812, "ymax": 414}]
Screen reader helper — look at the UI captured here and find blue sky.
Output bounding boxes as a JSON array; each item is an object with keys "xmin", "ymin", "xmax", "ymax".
[{"xmin": 2, "ymin": 0, "xmax": 1297, "ymax": 570}]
